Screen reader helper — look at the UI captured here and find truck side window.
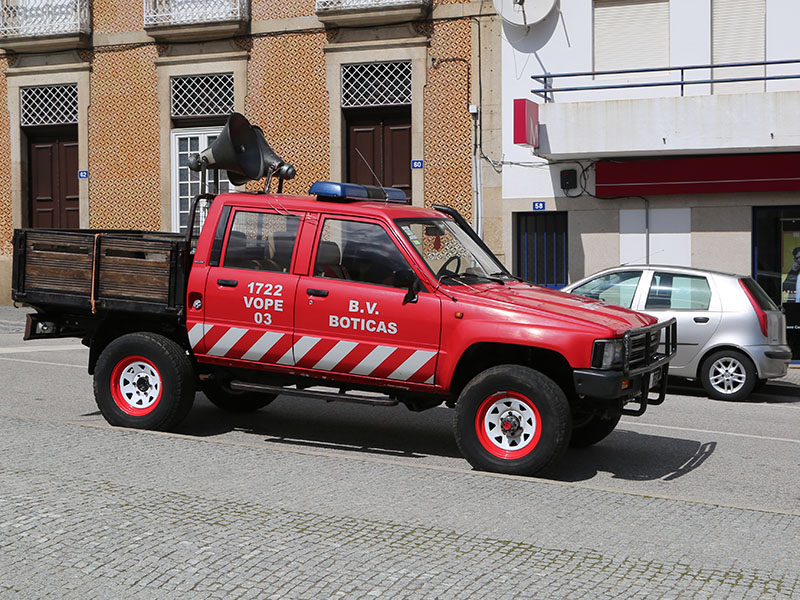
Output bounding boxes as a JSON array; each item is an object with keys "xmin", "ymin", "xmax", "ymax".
[
  {"xmin": 315, "ymin": 219, "xmax": 412, "ymax": 287},
  {"xmin": 223, "ymin": 211, "xmax": 300, "ymax": 272}
]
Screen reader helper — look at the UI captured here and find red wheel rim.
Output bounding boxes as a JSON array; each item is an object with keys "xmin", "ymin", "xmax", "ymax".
[
  {"xmin": 110, "ymin": 355, "xmax": 163, "ymax": 416},
  {"xmin": 475, "ymin": 391, "xmax": 542, "ymax": 459}
]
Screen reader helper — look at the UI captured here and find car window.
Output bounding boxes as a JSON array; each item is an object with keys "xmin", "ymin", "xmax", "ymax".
[
  {"xmin": 315, "ymin": 218, "xmax": 413, "ymax": 287},
  {"xmin": 223, "ymin": 211, "xmax": 300, "ymax": 272},
  {"xmin": 646, "ymin": 272, "xmax": 711, "ymax": 310},
  {"xmin": 570, "ymin": 271, "xmax": 642, "ymax": 308}
]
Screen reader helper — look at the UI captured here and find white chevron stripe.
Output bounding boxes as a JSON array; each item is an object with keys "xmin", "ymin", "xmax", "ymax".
[
  {"xmin": 350, "ymin": 345, "xmax": 396, "ymax": 376},
  {"xmin": 187, "ymin": 322, "xmax": 206, "ymax": 350},
  {"xmin": 292, "ymin": 336, "xmax": 321, "ymax": 363},
  {"xmin": 208, "ymin": 327, "xmax": 248, "ymax": 357},
  {"xmin": 240, "ymin": 331, "xmax": 284, "ymax": 362},
  {"xmin": 388, "ymin": 350, "xmax": 436, "ymax": 381},
  {"xmin": 313, "ymin": 340, "xmax": 358, "ymax": 371}
]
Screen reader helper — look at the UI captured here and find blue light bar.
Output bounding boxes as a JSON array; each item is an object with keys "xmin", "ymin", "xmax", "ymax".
[{"xmin": 309, "ymin": 181, "xmax": 408, "ymax": 203}]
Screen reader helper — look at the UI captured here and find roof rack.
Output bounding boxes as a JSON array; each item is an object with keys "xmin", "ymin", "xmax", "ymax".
[{"xmin": 309, "ymin": 181, "xmax": 409, "ymax": 203}]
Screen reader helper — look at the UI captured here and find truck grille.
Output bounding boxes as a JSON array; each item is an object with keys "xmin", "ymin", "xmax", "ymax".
[{"xmin": 625, "ymin": 319, "xmax": 677, "ymax": 373}]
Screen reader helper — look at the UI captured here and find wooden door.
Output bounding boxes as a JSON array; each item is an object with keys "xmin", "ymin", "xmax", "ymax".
[
  {"xmin": 29, "ymin": 133, "xmax": 79, "ymax": 229},
  {"xmin": 346, "ymin": 108, "xmax": 411, "ymax": 202}
]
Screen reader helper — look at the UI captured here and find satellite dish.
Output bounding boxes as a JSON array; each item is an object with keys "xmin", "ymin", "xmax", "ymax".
[{"xmin": 493, "ymin": 0, "xmax": 557, "ymax": 28}]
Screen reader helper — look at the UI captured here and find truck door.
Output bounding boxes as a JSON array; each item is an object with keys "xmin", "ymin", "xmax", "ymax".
[
  {"xmin": 194, "ymin": 208, "xmax": 303, "ymax": 366},
  {"xmin": 293, "ymin": 217, "xmax": 442, "ymax": 385}
]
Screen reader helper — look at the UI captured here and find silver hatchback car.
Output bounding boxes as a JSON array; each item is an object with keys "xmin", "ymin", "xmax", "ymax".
[{"xmin": 563, "ymin": 265, "xmax": 792, "ymax": 401}]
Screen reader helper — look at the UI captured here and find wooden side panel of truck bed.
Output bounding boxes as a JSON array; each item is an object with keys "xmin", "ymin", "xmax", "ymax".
[{"xmin": 12, "ymin": 229, "xmax": 188, "ymax": 316}]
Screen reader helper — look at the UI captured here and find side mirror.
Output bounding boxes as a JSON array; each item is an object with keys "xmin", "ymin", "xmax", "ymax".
[
  {"xmin": 392, "ymin": 268, "xmax": 416, "ymax": 289},
  {"xmin": 393, "ymin": 269, "xmax": 422, "ymax": 305}
]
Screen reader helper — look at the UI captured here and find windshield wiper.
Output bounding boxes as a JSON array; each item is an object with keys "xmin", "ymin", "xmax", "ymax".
[
  {"xmin": 443, "ymin": 272, "xmax": 505, "ymax": 285},
  {"xmin": 489, "ymin": 271, "xmax": 525, "ymax": 283}
]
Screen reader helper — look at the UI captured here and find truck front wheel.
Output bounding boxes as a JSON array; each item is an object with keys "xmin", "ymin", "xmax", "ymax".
[
  {"xmin": 94, "ymin": 332, "xmax": 195, "ymax": 431},
  {"xmin": 454, "ymin": 365, "xmax": 571, "ymax": 476}
]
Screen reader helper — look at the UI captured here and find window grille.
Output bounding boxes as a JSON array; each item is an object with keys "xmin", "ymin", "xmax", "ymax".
[
  {"xmin": 342, "ymin": 61, "xmax": 412, "ymax": 108},
  {"xmin": 20, "ymin": 84, "xmax": 78, "ymax": 126},
  {"xmin": 171, "ymin": 74, "xmax": 235, "ymax": 118}
]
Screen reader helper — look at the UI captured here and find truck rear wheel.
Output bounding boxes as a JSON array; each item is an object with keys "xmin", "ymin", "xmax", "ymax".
[
  {"xmin": 94, "ymin": 332, "xmax": 195, "ymax": 431},
  {"xmin": 454, "ymin": 365, "xmax": 571, "ymax": 476},
  {"xmin": 201, "ymin": 380, "xmax": 276, "ymax": 412}
]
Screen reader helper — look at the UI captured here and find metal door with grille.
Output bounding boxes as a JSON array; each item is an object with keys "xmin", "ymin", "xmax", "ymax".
[
  {"xmin": 171, "ymin": 129, "xmax": 232, "ymax": 233},
  {"xmin": 515, "ymin": 211, "xmax": 568, "ymax": 288}
]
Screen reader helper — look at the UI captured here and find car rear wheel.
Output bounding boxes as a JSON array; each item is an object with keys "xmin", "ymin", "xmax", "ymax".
[
  {"xmin": 454, "ymin": 365, "xmax": 571, "ymax": 476},
  {"xmin": 94, "ymin": 332, "xmax": 195, "ymax": 430},
  {"xmin": 699, "ymin": 349, "xmax": 756, "ymax": 402}
]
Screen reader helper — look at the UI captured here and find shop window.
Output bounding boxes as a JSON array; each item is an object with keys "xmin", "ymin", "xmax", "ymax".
[{"xmin": 754, "ymin": 206, "xmax": 800, "ymax": 360}]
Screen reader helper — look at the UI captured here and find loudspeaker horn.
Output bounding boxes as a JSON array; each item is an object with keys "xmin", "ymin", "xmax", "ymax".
[{"xmin": 188, "ymin": 112, "xmax": 262, "ymax": 181}]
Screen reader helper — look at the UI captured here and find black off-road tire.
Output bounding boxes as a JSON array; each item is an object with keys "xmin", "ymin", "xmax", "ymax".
[
  {"xmin": 201, "ymin": 380, "xmax": 276, "ymax": 413},
  {"xmin": 569, "ymin": 411, "xmax": 621, "ymax": 448},
  {"xmin": 699, "ymin": 349, "xmax": 756, "ymax": 402},
  {"xmin": 93, "ymin": 332, "xmax": 195, "ymax": 431},
  {"xmin": 454, "ymin": 364, "xmax": 572, "ymax": 476}
]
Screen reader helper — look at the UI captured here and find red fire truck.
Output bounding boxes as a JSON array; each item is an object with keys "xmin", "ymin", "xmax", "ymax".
[{"xmin": 12, "ymin": 114, "xmax": 676, "ymax": 476}]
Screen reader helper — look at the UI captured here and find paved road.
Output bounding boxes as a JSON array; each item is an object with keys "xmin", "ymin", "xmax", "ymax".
[{"xmin": 1, "ymin": 306, "xmax": 798, "ymax": 598}]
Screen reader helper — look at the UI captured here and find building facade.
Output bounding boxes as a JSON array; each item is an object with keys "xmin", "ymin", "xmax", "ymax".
[
  {"xmin": 500, "ymin": 0, "xmax": 800, "ymax": 359},
  {"xmin": 0, "ymin": 0, "xmax": 502, "ymax": 301}
]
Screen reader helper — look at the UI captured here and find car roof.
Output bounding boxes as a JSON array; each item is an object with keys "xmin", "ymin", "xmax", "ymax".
[{"xmin": 592, "ymin": 264, "xmax": 749, "ymax": 280}]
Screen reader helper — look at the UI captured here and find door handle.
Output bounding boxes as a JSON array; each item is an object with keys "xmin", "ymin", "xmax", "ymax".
[
  {"xmin": 307, "ymin": 288, "xmax": 329, "ymax": 297},
  {"xmin": 217, "ymin": 279, "xmax": 238, "ymax": 288},
  {"xmin": 694, "ymin": 316, "xmax": 710, "ymax": 323}
]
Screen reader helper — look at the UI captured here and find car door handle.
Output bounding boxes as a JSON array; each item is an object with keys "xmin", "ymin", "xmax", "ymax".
[
  {"xmin": 694, "ymin": 316, "xmax": 710, "ymax": 323},
  {"xmin": 217, "ymin": 279, "xmax": 238, "ymax": 288},
  {"xmin": 307, "ymin": 288, "xmax": 329, "ymax": 297}
]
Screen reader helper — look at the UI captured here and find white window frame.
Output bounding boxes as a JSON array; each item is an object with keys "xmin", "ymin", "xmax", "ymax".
[{"xmin": 170, "ymin": 126, "xmax": 233, "ymax": 233}]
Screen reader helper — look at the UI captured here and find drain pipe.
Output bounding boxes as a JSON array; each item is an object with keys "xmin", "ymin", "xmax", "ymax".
[
  {"xmin": 644, "ymin": 196, "xmax": 650, "ymax": 265},
  {"xmin": 470, "ymin": 104, "xmax": 482, "ymax": 237}
]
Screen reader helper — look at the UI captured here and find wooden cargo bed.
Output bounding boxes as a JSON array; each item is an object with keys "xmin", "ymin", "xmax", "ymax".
[{"xmin": 12, "ymin": 229, "xmax": 188, "ymax": 316}]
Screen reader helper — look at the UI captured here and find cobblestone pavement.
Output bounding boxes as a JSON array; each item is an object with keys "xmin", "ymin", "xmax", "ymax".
[{"xmin": 1, "ymin": 416, "xmax": 798, "ymax": 600}]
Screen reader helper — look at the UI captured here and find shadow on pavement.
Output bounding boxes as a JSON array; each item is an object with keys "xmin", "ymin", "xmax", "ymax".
[
  {"xmin": 545, "ymin": 430, "xmax": 717, "ymax": 483},
  {"xmin": 175, "ymin": 393, "xmax": 463, "ymax": 459},
  {"xmin": 176, "ymin": 393, "xmax": 719, "ymax": 482},
  {"xmin": 667, "ymin": 377, "xmax": 800, "ymax": 405}
]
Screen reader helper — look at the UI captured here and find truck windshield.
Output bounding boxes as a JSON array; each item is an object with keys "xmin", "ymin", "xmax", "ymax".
[{"xmin": 395, "ymin": 218, "xmax": 510, "ymax": 285}]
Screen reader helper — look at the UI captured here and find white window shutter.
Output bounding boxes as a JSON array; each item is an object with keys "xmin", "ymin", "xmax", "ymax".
[
  {"xmin": 712, "ymin": 0, "xmax": 765, "ymax": 93},
  {"xmin": 593, "ymin": 0, "xmax": 670, "ymax": 73}
]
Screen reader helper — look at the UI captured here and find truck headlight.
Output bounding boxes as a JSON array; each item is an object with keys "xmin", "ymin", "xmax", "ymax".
[{"xmin": 592, "ymin": 338, "xmax": 625, "ymax": 370}]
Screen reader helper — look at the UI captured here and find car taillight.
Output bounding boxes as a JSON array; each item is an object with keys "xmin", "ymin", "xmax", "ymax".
[{"xmin": 739, "ymin": 279, "xmax": 768, "ymax": 337}]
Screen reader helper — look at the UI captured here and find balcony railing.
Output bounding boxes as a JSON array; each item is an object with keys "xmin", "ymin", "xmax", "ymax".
[
  {"xmin": 0, "ymin": 0, "xmax": 90, "ymax": 39},
  {"xmin": 315, "ymin": 0, "xmax": 431, "ymax": 26},
  {"xmin": 317, "ymin": 0, "xmax": 429, "ymax": 9},
  {"xmin": 143, "ymin": 0, "xmax": 249, "ymax": 28},
  {"xmin": 532, "ymin": 59, "xmax": 800, "ymax": 102}
]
